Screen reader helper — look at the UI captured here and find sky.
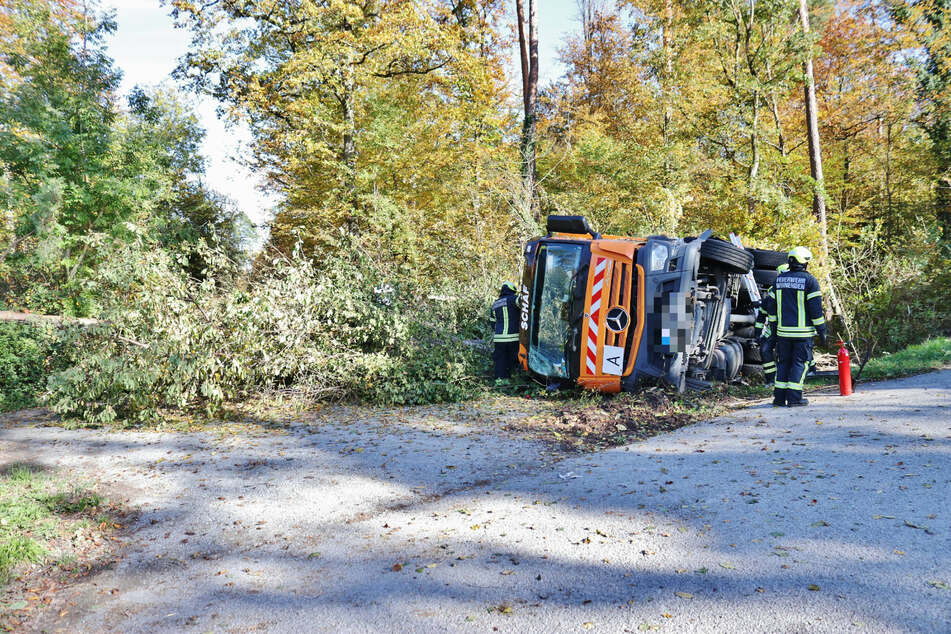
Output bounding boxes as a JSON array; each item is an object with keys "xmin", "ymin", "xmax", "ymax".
[{"xmin": 104, "ymin": 1, "xmax": 580, "ymax": 229}]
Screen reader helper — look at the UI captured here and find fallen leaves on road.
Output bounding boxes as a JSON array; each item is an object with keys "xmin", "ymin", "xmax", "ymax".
[{"xmin": 503, "ymin": 388, "xmax": 740, "ymax": 451}]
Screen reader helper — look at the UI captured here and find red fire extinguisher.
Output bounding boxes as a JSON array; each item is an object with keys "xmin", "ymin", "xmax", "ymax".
[{"xmin": 837, "ymin": 339, "xmax": 853, "ymax": 396}]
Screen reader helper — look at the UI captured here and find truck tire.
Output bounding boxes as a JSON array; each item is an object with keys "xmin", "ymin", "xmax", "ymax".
[
  {"xmin": 743, "ymin": 342, "xmax": 762, "ymax": 364},
  {"xmin": 746, "ymin": 248, "xmax": 787, "ymax": 269},
  {"xmin": 753, "ymin": 268, "xmax": 778, "ymax": 287},
  {"xmin": 741, "ymin": 363, "xmax": 764, "ymax": 378},
  {"xmin": 700, "ymin": 239, "xmax": 754, "ymax": 274}
]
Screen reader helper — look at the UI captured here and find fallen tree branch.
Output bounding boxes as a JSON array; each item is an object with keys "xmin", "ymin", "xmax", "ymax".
[
  {"xmin": 0, "ymin": 311, "xmax": 101, "ymax": 326},
  {"xmin": 0, "ymin": 311, "xmax": 150, "ymax": 348}
]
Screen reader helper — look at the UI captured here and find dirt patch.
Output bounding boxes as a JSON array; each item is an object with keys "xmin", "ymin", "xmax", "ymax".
[{"xmin": 503, "ymin": 387, "xmax": 764, "ymax": 451}]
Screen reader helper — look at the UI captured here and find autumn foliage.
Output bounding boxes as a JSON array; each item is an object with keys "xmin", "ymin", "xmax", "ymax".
[{"xmin": 2, "ymin": 0, "xmax": 951, "ymax": 419}]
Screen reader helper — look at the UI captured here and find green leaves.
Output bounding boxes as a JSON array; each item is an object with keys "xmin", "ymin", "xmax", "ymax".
[{"xmin": 43, "ymin": 239, "xmax": 483, "ymax": 424}]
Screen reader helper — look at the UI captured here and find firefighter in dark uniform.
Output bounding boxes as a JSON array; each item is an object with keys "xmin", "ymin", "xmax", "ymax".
[
  {"xmin": 754, "ymin": 263, "xmax": 788, "ymax": 386},
  {"xmin": 761, "ymin": 247, "xmax": 826, "ymax": 407},
  {"xmin": 492, "ymin": 282, "xmax": 520, "ymax": 379}
]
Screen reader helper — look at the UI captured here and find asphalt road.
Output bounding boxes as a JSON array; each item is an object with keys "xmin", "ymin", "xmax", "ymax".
[{"xmin": 2, "ymin": 371, "xmax": 950, "ymax": 633}]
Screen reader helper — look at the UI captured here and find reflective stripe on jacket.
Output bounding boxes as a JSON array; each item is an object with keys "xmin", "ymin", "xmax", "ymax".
[
  {"xmin": 492, "ymin": 293, "xmax": 519, "ymax": 343},
  {"xmin": 764, "ymin": 270, "xmax": 824, "ymax": 339}
]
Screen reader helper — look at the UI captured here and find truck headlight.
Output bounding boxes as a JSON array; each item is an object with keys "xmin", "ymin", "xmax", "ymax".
[{"xmin": 650, "ymin": 243, "xmax": 668, "ymax": 272}]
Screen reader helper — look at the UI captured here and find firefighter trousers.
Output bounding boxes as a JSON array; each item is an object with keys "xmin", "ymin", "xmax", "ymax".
[
  {"xmin": 760, "ymin": 338, "xmax": 776, "ymax": 386},
  {"xmin": 774, "ymin": 338, "xmax": 812, "ymax": 405},
  {"xmin": 493, "ymin": 341, "xmax": 518, "ymax": 379}
]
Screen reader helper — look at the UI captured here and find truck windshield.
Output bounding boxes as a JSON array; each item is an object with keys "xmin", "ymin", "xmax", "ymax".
[{"xmin": 529, "ymin": 243, "xmax": 583, "ymax": 378}]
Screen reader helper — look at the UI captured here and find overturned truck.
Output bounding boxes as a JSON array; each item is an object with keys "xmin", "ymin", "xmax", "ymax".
[{"xmin": 518, "ymin": 215, "xmax": 786, "ymax": 392}]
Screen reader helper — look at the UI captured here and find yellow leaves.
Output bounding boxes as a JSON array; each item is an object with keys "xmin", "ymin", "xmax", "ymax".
[
  {"xmin": 582, "ymin": 622, "xmax": 595, "ymax": 629},
  {"xmin": 808, "ymin": 584, "xmax": 821, "ymax": 591},
  {"xmin": 674, "ymin": 591, "xmax": 693, "ymax": 599}
]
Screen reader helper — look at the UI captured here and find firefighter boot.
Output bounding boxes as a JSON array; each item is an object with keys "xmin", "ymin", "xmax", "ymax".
[{"xmin": 772, "ymin": 387, "xmax": 787, "ymax": 407}]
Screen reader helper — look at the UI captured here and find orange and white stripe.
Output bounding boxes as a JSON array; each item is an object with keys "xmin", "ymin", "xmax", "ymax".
[{"xmin": 585, "ymin": 256, "xmax": 608, "ymax": 374}]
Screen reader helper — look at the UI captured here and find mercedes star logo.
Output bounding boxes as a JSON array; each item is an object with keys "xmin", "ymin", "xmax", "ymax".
[{"xmin": 605, "ymin": 306, "xmax": 629, "ymax": 333}]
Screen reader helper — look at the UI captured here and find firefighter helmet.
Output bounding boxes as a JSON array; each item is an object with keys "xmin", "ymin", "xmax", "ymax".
[
  {"xmin": 501, "ymin": 282, "xmax": 517, "ymax": 293},
  {"xmin": 788, "ymin": 246, "xmax": 813, "ymax": 265}
]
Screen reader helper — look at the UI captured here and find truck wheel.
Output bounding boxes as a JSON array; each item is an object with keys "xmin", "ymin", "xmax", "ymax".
[
  {"xmin": 741, "ymin": 363, "xmax": 764, "ymax": 378},
  {"xmin": 746, "ymin": 248, "xmax": 787, "ymax": 269},
  {"xmin": 742, "ymin": 342, "xmax": 762, "ymax": 364},
  {"xmin": 700, "ymin": 239, "xmax": 754, "ymax": 274},
  {"xmin": 753, "ymin": 268, "xmax": 778, "ymax": 287}
]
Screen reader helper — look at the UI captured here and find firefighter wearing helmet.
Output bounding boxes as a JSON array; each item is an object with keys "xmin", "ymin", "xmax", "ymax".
[
  {"xmin": 491, "ymin": 282, "xmax": 520, "ymax": 380},
  {"xmin": 760, "ymin": 247, "xmax": 826, "ymax": 406},
  {"xmin": 754, "ymin": 262, "xmax": 788, "ymax": 386}
]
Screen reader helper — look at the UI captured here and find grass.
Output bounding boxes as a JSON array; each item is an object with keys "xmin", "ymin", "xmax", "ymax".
[
  {"xmin": 860, "ymin": 337, "xmax": 951, "ymax": 381},
  {"xmin": 0, "ymin": 465, "xmax": 106, "ymax": 587}
]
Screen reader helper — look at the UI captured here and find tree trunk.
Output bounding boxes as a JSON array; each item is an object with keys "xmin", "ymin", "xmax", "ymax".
[
  {"xmin": 885, "ymin": 120, "xmax": 893, "ymax": 220},
  {"xmin": 841, "ymin": 139, "xmax": 850, "ymax": 215},
  {"xmin": 661, "ymin": 0, "xmax": 674, "ymax": 186},
  {"xmin": 342, "ymin": 63, "xmax": 357, "ymax": 203},
  {"xmin": 516, "ymin": 0, "xmax": 539, "ymax": 221},
  {"xmin": 798, "ymin": 0, "xmax": 828, "ymax": 258},
  {"xmin": 798, "ymin": 0, "xmax": 844, "ymax": 322},
  {"xmin": 0, "ymin": 311, "xmax": 100, "ymax": 326},
  {"xmin": 516, "ymin": 0, "xmax": 530, "ymax": 103},
  {"xmin": 748, "ymin": 92, "xmax": 760, "ymax": 217}
]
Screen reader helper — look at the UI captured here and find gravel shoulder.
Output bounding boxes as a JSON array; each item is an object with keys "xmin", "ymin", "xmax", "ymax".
[{"xmin": 2, "ymin": 372, "xmax": 950, "ymax": 633}]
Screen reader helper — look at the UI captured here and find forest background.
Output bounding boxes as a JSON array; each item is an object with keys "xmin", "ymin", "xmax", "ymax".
[{"xmin": 1, "ymin": 0, "xmax": 949, "ymax": 423}]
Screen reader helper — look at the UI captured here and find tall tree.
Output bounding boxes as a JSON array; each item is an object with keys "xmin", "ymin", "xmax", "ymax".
[
  {"xmin": 170, "ymin": 0, "xmax": 515, "ymax": 285},
  {"xmin": 515, "ymin": 0, "xmax": 538, "ymax": 220},
  {"xmin": 798, "ymin": 0, "xmax": 829, "ymax": 259},
  {"xmin": 890, "ymin": 0, "xmax": 951, "ymax": 239}
]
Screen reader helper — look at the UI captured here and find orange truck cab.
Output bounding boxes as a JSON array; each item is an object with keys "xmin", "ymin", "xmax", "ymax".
[{"xmin": 518, "ymin": 215, "xmax": 762, "ymax": 392}]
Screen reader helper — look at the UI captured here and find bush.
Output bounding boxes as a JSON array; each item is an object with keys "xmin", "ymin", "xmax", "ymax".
[
  {"xmin": 0, "ymin": 323, "xmax": 55, "ymax": 412},
  {"xmin": 834, "ymin": 225, "xmax": 951, "ymax": 353},
  {"xmin": 44, "ymin": 241, "xmax": 488, "ymax": 424}
]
